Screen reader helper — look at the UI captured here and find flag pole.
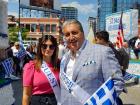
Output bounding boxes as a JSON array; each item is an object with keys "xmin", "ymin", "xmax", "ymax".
[
  {"xmin": 19, "ymin": 0, "xmax": 21, "ymax": 31},
  {"xmin": 116, "ymin": 1, "xmax": 124, "ymax": 49}
]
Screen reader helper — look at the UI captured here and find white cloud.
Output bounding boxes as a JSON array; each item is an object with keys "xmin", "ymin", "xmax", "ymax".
[
  {"xmin": 9, "ymin": 0, "xmax": 29, "ymax": 5},
  {"xmin": 62, "ymin": 1, "xmax": 97, "ymax": 15},
  {"xmin": 8, "ymin": 11, "xmax": 18, "ymax": 17},
  {"xmin": 54, "ymin": 0, "xmax": 61, "ymax": 10},
  {"xmin": 20, "ymin": 0, "xmax": 29, "ymax": 5},
  {"xmin": 8, "ymin": 0, "xmax": 18, "ymax": 3}
]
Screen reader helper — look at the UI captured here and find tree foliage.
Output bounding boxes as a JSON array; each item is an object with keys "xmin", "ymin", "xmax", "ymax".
[{"xmin": 8, "ymin": 27, "xmax": 29, "ymax": 42}]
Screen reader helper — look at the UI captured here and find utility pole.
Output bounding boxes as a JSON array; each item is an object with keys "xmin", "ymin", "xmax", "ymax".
[{"xmin": 19, "ymin": 0, "xmax": 21, "ymax": 30}]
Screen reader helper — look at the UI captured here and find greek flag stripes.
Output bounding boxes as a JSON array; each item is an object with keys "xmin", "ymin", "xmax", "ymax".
[
  {"xmin": 17, "ymin": 31, "xmax": 26, "ymax": 59},
  {"xmin": 123, "ymin": 72, "xmax": 137, "ymax": 81},
  {"xmin": 84, "ymin": 77, "xmax": 116, "ymax": 105},
  {"xmin": 2, "ymin": 58, "xmax": 14, "ymax": 76},
  {"xmin": 17, "ymin": 49, "xmax": 26, "ymax": 59},
  {"xmin": 18, "ymin": 31, "xmax": 24, "ymax": 49}
]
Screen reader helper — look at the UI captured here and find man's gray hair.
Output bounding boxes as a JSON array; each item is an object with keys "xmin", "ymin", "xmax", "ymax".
[{"xmin": 62, "ymin": 19, "xmax": 84, "ymax": 33}]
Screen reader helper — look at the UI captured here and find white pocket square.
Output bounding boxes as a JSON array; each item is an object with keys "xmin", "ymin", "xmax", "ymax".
[{"xmin": 83, "ymin": 60, "xmax": 96, "ymax": 66}]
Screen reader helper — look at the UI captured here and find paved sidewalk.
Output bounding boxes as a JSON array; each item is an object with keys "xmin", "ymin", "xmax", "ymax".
[
  {"xmin": 120, "ymin": 79, "xmax": 140, "ymax": 105},
  {"xmin": 12, "ymin": 79, "xmax": 22, "ymax": 105}
]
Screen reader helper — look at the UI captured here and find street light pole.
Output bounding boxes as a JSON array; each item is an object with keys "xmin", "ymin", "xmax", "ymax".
[{"xmin": 19, "ymin": 0, "xmax": 21, "ymax": 30}]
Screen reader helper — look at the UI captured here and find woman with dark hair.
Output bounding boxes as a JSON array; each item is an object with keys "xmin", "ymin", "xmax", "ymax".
[{"xmin": 22, "ymin": 35, "xmax": 60, "ymax": 105}]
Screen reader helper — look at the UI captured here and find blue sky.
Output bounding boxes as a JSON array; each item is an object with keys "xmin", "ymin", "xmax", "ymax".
[{"xmin": 8, "ymin": 0, "xmax": 98, "ymax": 35}]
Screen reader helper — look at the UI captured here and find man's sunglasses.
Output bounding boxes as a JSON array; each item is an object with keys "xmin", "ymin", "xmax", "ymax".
[{"xmin": 41, "ymin": 44, "xmax": 55, "ymax": 50}]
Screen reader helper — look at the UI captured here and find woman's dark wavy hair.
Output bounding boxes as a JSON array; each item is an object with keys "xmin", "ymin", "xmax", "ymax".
[{"xmin": 35, "ymin": 35, "xmax": 59, "ymax": 71}]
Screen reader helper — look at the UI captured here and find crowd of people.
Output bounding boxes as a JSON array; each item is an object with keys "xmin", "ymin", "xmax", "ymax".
[
  {"xmin": 5, "ymin": 41, "xmax": 37, "ymax": 79},
  {"xmin": 5, "ymin": 19, "xmax": 139, "ymax": 105}
]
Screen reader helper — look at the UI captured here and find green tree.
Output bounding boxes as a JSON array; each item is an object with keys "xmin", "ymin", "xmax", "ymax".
[{"xmin": 8, "ymin": 26, "xmax": 29, "ymax": 42}]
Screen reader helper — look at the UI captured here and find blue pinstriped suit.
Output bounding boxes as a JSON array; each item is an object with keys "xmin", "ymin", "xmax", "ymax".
[{"xmin": 60, "ymin": 41, "xmax": 124, "ymax": 105}]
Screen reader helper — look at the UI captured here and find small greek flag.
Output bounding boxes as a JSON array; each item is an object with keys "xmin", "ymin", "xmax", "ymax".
[
  {"xmin": 2, "ymin": 58, "xmax": 14, "ymax": 76},
  {"xmin": 17, "ymin": 49, "xmax": 26, "ymax": 60},
  {"xmin": 123, "ymin": 72, "xmax": 136, "ymax": 81},
  {"xmin": 17, "ymin": 31, "xmax": 26, "ymax": 59},
  {"xmin": 18, "ymin": 31, "xmax": 24, "ymax": 49},
  {"xmin": 84, "ymin": 77, "xmax": 116, "ymax": 105}
]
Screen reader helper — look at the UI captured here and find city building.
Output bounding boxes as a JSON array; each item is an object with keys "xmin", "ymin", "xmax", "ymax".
[
  {"xmin": 88, "ymin": 17, "xmax": 97, "ymax": 34},
  {"xmin": 61, "ymin": 7, "xmax": 78, "ymax": 20},
  {"xmin": 97, "ymin": 0, "xmax": 140, "ymax": 31},
  {"xmin": 8, "ymin": 2, "xmax": 62, "ymax": 42},
  {"xmin": 8, "ymin": 16, "xmax": 60, "ymax": 40}
]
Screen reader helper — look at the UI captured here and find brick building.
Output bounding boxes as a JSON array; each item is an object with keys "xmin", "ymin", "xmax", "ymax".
[{"xmin": 8, "ymin": 16, "xmax": 61, "ymax": 41}]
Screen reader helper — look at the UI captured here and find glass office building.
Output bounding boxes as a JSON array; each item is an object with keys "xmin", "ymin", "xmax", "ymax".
[
  {"xmin": 61, "ymin": 7, "xmax": 78, "ymax": 20},
  {"xmin": 97, "ymin": 0, "xmax": 140, "ymax": 31}
]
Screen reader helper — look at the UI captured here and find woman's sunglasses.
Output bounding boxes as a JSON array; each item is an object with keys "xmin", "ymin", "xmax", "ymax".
[{"xmin": 41, "ymin": 44, "xmax": 55, "ymax": 50}]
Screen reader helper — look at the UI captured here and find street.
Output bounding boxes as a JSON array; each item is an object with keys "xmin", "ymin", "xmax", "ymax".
[
  {"xmin": 120, "ymin": 79, "xmax": 140, "ymax": 105},
  {"xmin": 12, "ymin": 79, "xmax": 22, "ymax": 105}
]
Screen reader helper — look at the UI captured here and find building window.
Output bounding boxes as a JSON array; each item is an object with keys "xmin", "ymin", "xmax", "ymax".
[
  {"xmin": 31, "ymin": 24, "xmax": 36, "ymax": 32},
  {"xmin": 51, "ymin": 24, "xmax": 56, "ymax": 32},
  {"xmin": 40, "ymin": 24, "xmax": 44, "ymax": 32},
  {"xmin": 46, "ymin": 24, "xmax": 50, "ymax": 32},
  {"xmin": 25, "ymin": 24, "xmax": 30, "ymax": 31}
]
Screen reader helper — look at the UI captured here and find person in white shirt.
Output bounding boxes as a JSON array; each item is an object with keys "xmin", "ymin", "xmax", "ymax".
[
  {"xmin": 58, "ymin": 40, "xmax": 66, "ymax": 59},
  {"xmin": 134, "ymin": 34, "xmax": 140, "ymax": 59},
  {"xmin": 11, "ymin": 42, "xmax": 21, "ymax": 76}
]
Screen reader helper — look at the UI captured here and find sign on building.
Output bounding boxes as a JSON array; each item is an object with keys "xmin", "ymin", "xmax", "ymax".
[
  {"xmin": 30, "ymin": 0, "xmax": 53, "ymax": 9},
  {"xmin": 106, "ymin": 9, "xmax": 138, "ymax": 42}
]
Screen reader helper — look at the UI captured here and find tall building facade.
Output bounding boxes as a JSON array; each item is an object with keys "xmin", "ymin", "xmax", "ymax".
[
  {"xmin": 88, "ymin": 17, "xmax": 97, "ymax": 34},
  {"xmin": 61, "ymin": 7, "xmax": 78, "ymax": 20},
  {"xmin": 97, "ymin": 0, "xmax": 140, "ymax": 31},
  {"xmin": 8, "ymin": 2, "xmax": 61, "ymax": 41}
]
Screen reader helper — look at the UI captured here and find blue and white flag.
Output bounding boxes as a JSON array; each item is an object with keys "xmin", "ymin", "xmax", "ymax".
[
  {"xmin": 123, "ymin": 72, "xmax": 137, "ymax": 81},
  {"xmin": 17, "ymin": 49, "xmax": 27, "ymax": 60},
  {"xmin": 17, "ymin": 31, "xmax": 26, "ymax": 59},
  {"xmin": 18, "ymin": 31, "xmax": 24, "ymax": 49},
  {"xmin": 84, "ymin": 77, "xmax": 117, "ymax": 105},
  {"xmin": 2, "ymin": 58, "xmax": 14, "ymax": 76}
]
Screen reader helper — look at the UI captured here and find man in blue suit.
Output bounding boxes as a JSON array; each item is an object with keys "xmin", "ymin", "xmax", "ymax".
[{"xmin": 60, "ymin": 19, "xmax": 124, "ymax": 105}]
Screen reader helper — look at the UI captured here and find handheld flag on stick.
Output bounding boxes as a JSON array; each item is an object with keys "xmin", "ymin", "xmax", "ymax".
[
  {"xmin": 18, "ymin": 31, "xmax": 24, "ymax": 49},
  {"xmin": 84, "ymin": 77, "xmax": 117, "ymax": 105},
  {"xmin": 17, "ymin": 31, "xmax": 26, "ymax": 59},
  {"xmin": 2, "ymin": 58, "xmax": 14, "ymax": 76},
  {"xmin": 116, "ymin": 11, "xmax": 124, "ymax": 49}
]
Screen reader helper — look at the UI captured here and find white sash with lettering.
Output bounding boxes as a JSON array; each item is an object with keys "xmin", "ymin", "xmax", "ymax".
[
  {"xmin": 60, "ymin": 57, "xmax": 90, "ymax": 104},
  {"xmin": 41, "ymin": 61, "xmax": 61, "ymax": 105}
]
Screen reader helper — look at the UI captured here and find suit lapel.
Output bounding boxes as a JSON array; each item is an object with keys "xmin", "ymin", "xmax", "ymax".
[
  {"xmin": 60, "ymin": 51, "xmax": 70, "ymax": 73},
  {"xmin": 72, "ymin": 42, "xmax": 90, "ymax": 81}
]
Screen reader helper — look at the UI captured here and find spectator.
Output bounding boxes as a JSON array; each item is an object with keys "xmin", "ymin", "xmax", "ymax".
[
  {"xmin": 95, "ymin": 31, "xmax": 129, "ymax": 76},
  {"xmin": 60, "ymin": 20, "xmax": 124, "ymax": 105},
  {"xmin": 133, "ymin": 34, "xmax": 140, "ymax": 59},
  {"xmin": 11, "ymin": 42, "xmax": 21, "ymax": 77},
  {"xmin": 58, "ymin": 40, "xmax": 66, "ymax": 59},
  {"xmin": 22, "ymin": 35, "xmax": 60, "ymax": 105}
]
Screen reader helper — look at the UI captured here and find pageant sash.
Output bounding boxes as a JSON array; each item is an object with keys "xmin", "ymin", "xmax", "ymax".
[
  {"xmin": 41, "ymin": 61, "xmax": 61, "ymax": 105},
  {"xmin": 60, "ymin": 57, "xmax": 90, "ymax": 104}
]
